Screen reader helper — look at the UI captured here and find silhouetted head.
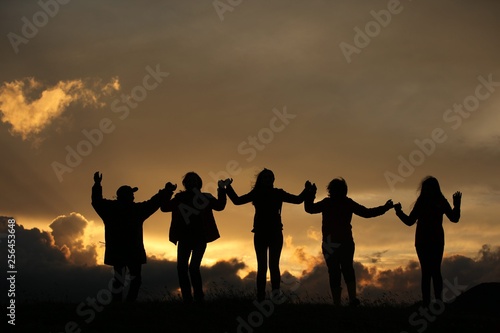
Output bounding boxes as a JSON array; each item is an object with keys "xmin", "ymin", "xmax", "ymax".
[
  {"xmin": 327, "ymin": 178, "xmax": 348, "ymax": 198},
  {"xmin": 253, "ymin": 168, "xmax": 275, "ymax": 190},
  {"xmin": 182, "ymin": 172, "xmax": 202, "ymax": 191},
  {"xmin": 116, "ymin": 185, "xmax": 138, "ymax": 203},
  {"xmin": 417, "ymin": 176, "xmax": 443, "ymax": 201}
]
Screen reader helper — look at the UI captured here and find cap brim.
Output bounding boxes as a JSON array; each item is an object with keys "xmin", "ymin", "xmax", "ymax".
[{"xmin": 132, "ymin": 187, "xmax": 138, "ymax": 192}]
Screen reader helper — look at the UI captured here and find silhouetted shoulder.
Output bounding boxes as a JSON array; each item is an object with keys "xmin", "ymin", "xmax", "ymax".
[
  {"xmin": 274, "ymin": 188, "xmax": 286, "ymax": 195},
  {"xmin": 174, "ymin": 192, "xmax": 187, "ymax": 200},
  {"xmin": 345, "ymin": 197, "xmax": 355, "ymax": 203},
  {"xmin": 203, "ymin": 192, "xmax": 216, "ymax": 200},
  {"xmin": 316, "ymin": 197, "xmax": 331, "ymax": 205}
]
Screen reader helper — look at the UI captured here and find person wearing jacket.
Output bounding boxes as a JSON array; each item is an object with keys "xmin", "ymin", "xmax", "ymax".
[
  {"xmin": 91, "ymin": 171, "xmax": 173, "ymax": 302},
  {"xmin": 161, "ymin": 172, "xmax": 226, "ymax": 303}
]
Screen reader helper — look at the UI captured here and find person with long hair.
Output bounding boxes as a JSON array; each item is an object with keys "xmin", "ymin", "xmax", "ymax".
[
  {"xmin": 394, "ymin": 176, "xmax": 461, "ymax": 306},
  {"xmin": 304, "ymin": 177, "xmax": 393, "ymax": 306},
  {"xmin": 224, "ymin": 168, "xmax": 310, "ymax": 301},
  {"xmin": 161, "ymin": 172, "xmax": 226, "ymax": 303}
]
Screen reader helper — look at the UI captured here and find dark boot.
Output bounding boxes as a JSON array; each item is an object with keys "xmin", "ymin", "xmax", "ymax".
[
  {"xmin": 332, "ymin": 287, "xmax": 342, "ymax": 306},
  {"xmin": 126, "ymin": 275, "xmax": 142, "ymax": 302},
  {"xmin": 346, "ymin": 282, "xmax": 360, "ymax": 307}
]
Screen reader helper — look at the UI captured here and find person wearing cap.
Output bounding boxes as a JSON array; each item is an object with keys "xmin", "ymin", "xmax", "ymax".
[{"xmin": 91, "ymin": 171, "xmax": 176, "ymax": 302}]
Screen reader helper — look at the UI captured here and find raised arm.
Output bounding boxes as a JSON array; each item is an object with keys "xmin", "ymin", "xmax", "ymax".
[
  {"xmin": 210, "ymin": 180, "xmax": 227, "ymax": 211},
  {"xmin": 91, "ymin": 172, "xmax": 116, "ymax": 221},
  {"xmin": 281, "ymin": 181, "xmax": 315, "ymax": 204},
  {"xmin": 304, "ymin": 183, "xmax": 323, "ymax": 214},
  {"xmin": 281, "ymin": 190, "xmax": 304, "ymax": 204},
  {"xmin": 160, "ymin": 182, "xmax": 177, "ymax": 212},
  {"xmin": 225, "ymin": 179, "xmax": 253, "ymax": 205},
  {"xmin": 139, "ymin": 183, "xmax": 176, "ymax": 220},
  {"xmin": 91, "ymin": 172, "xmax": 104, "ymax": 207},
  {"xmin": 445, "ymin": 191, "xmax": 461, "ymax": 223},
  {"xmin": 353, "ymin": 199, "xmax": 394, "ymax": 218},
  {"xmin": 394, "ymin": 203, "xmax": 417, "ymax": 226}
]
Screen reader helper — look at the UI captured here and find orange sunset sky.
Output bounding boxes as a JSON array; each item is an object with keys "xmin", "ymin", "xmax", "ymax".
[{"xmin": 1, "ymin": 0, "xmax": 499, "ymax": 302}]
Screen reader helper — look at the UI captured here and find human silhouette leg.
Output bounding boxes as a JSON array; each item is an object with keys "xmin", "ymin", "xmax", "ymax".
[
  {"xmin": 177, "ymin": 240, "xmax": 193, "ymax": 303},
  {"xmin": 269, "ymin": 231, "xmax": 284, "ymax": 297},
  {"xmin": 430, "ymin": 244, "xmax": 444, "ymax": 302},
  {"xmin": 416, "ymin": 245, "xmax": 432, "ymax": 306},
  {"xmin": 323, "ymin": 243, "xmax": 342, "ymax": 306},
  {"xmin": 112, "ymin": 265, "xmax": 126, "ymax": 303},
  {"xmin": 340, "ymin": 242, "xmax": 359, "ymax": 306},
  {"xmin": 126, "ymin": 264, "xmax": 142, "ymax": 302},
  {"xmin": 189, "ymin": 241, "xmax": 207, "ymax": 302},
  {"xmin": 254, "ymin": 233, "xmax": 269, "ymax": 301}
]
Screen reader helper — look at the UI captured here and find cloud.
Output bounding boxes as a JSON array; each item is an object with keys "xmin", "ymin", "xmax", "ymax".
[
  {"xmin": 0, "ymin": 216, "xmax": 253, "ymax": 302},
  {"xmin": 306, "ymin": 227, "xmax": 321, "ymax": 242},
  {"xmin": 363, "ymin": 249, "xmax": 390, "ymax": 264},
  {"xmin": 49, "ymin": 212, "xmax": 98, "ymax": 266},
  {"xmin": 2, "ymin": 218, "xmax": 67, "ymax": 271},
  {"xmin": 294, "ymin": 245, "xmax": 500, "ymax": 303},
  {"xmin": 2, "ymin": 215, "xmax": 499, "ymax": 305},
  {"xmin": 0, "ymin": 76, "xmax": 119, "ymax": 141}
]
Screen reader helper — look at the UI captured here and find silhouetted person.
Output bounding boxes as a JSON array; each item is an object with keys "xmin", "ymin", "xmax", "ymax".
[
  {"xmin": 224, "ymin": 169, "xmax": 309, "ymax": 301},
  {"xmin": 91, "ymin": 172, "xmax": 173, "ymax": 302},
  {"xmin": 394, "ymin": 176, "xmax": 461, "ymax": 307},
  {"xmin": 304, "ymin": 178, "xmax": 393, "ymax": 306},
  {"xmin": 161, "ymin": 172, "xmax": 226, "ymax": 303}
]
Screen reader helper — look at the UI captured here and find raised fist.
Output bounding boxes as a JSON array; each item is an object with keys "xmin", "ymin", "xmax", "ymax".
[
  {"xmin": 165, "ymin": 182, "xmax": 177, "ymax": 192},
  {"xmin": 453, "ymin": 191, "xmax": 462, "ymax": 206},
  {"xmin": 220, "ymin": 178, "xmax": 233, "ymax": 188},
  {"xmin": 94, "ymin": 172, "xmax": 102, "ymax": 184}
]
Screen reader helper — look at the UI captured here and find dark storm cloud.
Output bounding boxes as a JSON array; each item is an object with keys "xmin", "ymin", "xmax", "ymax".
[
  {"xmin": 1, "ymin": 218, "xmax": 498, "ymax": 304},
  {"xmin": 363, "ymin": 249, "xmax": 390, "ymax": 264},
  {"xmin": 293, "ymin": 245, "xmax": 500, "ymax": 303},
  {"xmin": 0, "ymin": 219, "xmax": 253, "ymax": 302}
]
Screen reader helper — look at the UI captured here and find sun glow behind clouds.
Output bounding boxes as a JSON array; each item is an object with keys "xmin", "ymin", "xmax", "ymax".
[{"xmin": 0, "ymin": 77, "xmax": 119, "ymax": 141}]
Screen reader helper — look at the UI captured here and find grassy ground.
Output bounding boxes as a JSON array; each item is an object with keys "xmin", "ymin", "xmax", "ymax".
[{"xmin": 14, "ymin": 297, "xmax": 499, "ymax": 333}]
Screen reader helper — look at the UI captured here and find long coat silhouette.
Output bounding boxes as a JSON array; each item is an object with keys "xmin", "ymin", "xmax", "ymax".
[
  {"xmin": 91, "ymin": 172, "xmax": 170, "ymax": 302},
  {"xmin": 163, "ymin": 189, "xmax": 226, "ymax": 245},
  {"xmin": 92, "ymin": 183, "xmax": 166, "ymax": 266},
  {"xmin": 161, "ymin": 172, "xmax": 226, "ymax": 303}
]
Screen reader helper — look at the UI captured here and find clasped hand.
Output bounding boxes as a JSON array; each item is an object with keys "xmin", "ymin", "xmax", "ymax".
[{"xmin": 164, "ymin": 182, "xmax": 177, "ymax": 192}]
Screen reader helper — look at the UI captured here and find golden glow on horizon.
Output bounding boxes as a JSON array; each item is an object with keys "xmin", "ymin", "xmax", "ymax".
[{"xmin": 10, "ymin": 184, "xmax": 498, "ymax": 279}]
